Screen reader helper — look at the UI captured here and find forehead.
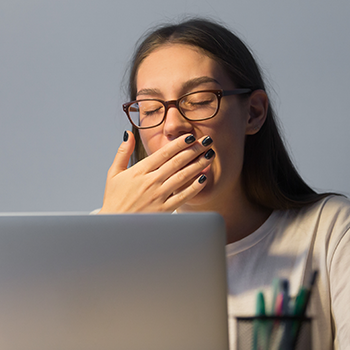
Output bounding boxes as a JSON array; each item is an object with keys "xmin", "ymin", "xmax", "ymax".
[{"xmin": 136, "ymin": 44, "xmax": 233, "ymax": 91}]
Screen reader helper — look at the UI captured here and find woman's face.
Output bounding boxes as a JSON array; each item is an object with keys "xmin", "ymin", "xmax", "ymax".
[{"xmin": 136, "ymin": 44, "xmax": 254, "ymax": 210}]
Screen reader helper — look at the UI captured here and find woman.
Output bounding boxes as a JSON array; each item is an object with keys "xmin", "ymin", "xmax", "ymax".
[{"xmin": 99, "ymin": 18, "xmax": 350, "ymax": 349}]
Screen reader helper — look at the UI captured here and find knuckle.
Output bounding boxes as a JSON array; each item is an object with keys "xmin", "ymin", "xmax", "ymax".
[
  {"xmin": 176, "ymin": 190, "xmax": 186, "ymax": 203},
  {"xmin": 131, "ymin": 166, "xmax": 143, "ymax": 178},
  {"xmin": 172, "ymin": 155, "xmax": 183, "ymax": 169},
  {"xmin": 175, "ymin": 170, "xmax": 187, "ymax": 182},
  {"xmin": 150, "ymin": 190, "xmax": 162, "ymax": 203},
  {"xmin": 196, "ymin": 157, "xmax": 207, "ymax": 168},
  {"xmin": 130, "ymin": 162, "xmax": 149, "ymax": 178},
  {"xmin": 160, "ymin": 148, "xmax": 171, "ymax": 160},
  {"xmin": 116, "ymin": 145, "xmax": 129, "ymax": 157},
  {"xmin": 192, "ymin": 142, "xmax": 204, "ymax": 154},
  {"xmin": 117, "ymin": 146, "xmax": 126, "ymax": 155},
  {"xmin": 141, "ymin": 175, "xmax": 154, "ymax": 191},
  {"xmin": 142, "ymin": 174, "xmax": 163, "ymax": 196}
]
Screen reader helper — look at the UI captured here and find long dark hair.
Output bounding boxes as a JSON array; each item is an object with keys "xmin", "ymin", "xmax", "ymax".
[{"xmin": 126, "ymin": 17, "xmax": 334, "ymax": 210}]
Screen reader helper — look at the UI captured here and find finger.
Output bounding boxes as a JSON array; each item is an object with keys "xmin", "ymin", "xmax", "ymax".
[
  {"xmin": 164, "ymin": 173, "xmax": 208, "ymax": 211},
  {"xmin": 108, "ymin": 131, "xmax": 136, "ymax": 176},
  {"xmin": 161, "ymin": 147, "xmax": 215, "ymax": 196},
  {"xmin": 141, "ymin": 133, "xmax": 198, "ymax": 172},
  {"xmin": 154, "ymin": 135, "xmax": 214, "ymax": 181}
]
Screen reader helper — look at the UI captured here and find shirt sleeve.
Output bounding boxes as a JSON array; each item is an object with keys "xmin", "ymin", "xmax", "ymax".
[{"xmin": 329, "ymin": 224, "xmax": 350, "ymax": 348}]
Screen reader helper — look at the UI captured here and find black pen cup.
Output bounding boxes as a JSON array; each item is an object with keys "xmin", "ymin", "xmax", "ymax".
[{"xmin": 235, "ymin": 316, "xmax": 312, "ymax": 350}]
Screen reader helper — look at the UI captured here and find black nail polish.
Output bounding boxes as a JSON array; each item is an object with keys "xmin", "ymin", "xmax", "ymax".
[
  {"xmin": 123, "ymin": 131, "xmax": 129, "ymax": 142},
  {"xmin": 185, "ymin": 135, "xmax": 196, "ymax": 144},
  {"xmin": 198, "ymin": 174, "xmax": 207, "ymax": 184},
  {"xmin": 202, "ymin": 136, "xmax": 213, "ymax": 147},
  {"xmin": 204, "ymin": 149, "xmax": 215, "ymax": 159}
]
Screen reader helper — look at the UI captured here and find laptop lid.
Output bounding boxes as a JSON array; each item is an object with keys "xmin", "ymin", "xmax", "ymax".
[{"xmin": 0, "ymin": 212, "xmax": 228, "ymax": 350}]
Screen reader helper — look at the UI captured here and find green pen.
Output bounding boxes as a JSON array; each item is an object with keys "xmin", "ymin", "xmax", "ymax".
[
  {"xmin": 253, "ymin": 291, "xmax": 266, "ymax": 350},
  {"xmin": 293, "ymin": 287, "xmax": 307, "ymax": 316},
  {"xmin": 294, "ymin": 270, "xmax": 318, "ymax": 317},
  {"xmin": 291, "ymin": 271, "xmax": 318, "ymax": 347},
  {"xmin": 256, "ymin": 291, "xmax": 266, "ymax": 316},
  {"xmin": 290, "ymin": 287, "xmax": 308, "ymax": 346}
]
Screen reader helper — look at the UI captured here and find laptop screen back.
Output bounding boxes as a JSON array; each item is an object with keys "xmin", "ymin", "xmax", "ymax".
[{"xmin": 0, "ymin": 212, "xmax": 228, "ymax": 350}]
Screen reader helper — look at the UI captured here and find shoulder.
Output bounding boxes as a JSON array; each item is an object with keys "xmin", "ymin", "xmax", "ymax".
[
  {"xmin": 295, "ymin": 194, "xmax": 350, "ymax": 224},
  {"xmin": 299, "ymin": 195, "xmax": 350, "ymax": 258},
  {"xmin": 270, "ymin": 195, "xmax": 350, "ymax": 231},
  {"xmin": 272, "ymin": 195, "xmax": 350, "ymax": 252},
  {"xmin": 311, "ymin": 194, "xmax": 350, "ymax": 227},
  {"xmin": 318, "ymin": 193, "xmax": 350, "ymax": 209},
  {"xmin": 319, "ymin": 194, "xmax": 350, "ymax": 250}
]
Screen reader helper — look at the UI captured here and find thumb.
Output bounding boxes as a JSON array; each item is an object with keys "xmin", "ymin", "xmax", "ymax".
[{"xmin": 109, "ymin": 131, "xmax": 136, "ymax": 176}]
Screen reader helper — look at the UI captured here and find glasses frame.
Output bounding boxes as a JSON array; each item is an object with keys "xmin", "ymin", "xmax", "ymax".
[{"xmin": 122, "ymin": 88, "xmax": 252, "ymax": 129}]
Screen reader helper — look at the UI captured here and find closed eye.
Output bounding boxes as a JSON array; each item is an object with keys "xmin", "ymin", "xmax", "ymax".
[
  {"xmin": 190, "ymin": 100, "xmax": 212, "ymax": 106},
  {"xmin": 141, "ymin": 106, "xmax": 163, "ymax": 117}
]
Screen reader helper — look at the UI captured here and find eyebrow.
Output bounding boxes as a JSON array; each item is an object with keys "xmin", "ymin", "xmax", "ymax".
[
  {"xmin": 136, "ymin": 76, "xmax": 221, "ymax": 98},
  {"xmin": 136, "ymin": 88, "xmax": 162, "ymax": 97},
  {"xmin": 182, "ymin": 76, "xmax": 221, "ymax": 91}
]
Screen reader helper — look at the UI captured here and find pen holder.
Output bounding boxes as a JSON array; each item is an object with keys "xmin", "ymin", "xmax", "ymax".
[{"xmin": 236, "ymin": 316, "xmax": 312, "ymax": 350}]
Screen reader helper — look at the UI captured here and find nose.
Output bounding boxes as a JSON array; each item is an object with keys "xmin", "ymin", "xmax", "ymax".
[{"xmin": 162, "ymin": 103, "xmax": 193, "ymax": 140}]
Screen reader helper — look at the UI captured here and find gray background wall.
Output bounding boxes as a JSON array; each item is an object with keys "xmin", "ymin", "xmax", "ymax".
[{"xmin": 1, "ymin": 0, "xmax": 349, "ymax": 213}]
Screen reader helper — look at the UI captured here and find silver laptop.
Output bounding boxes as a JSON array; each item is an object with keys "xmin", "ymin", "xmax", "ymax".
[{"xmin": 0, "ymin": 212, "xmax": 228, "ymax": 350}]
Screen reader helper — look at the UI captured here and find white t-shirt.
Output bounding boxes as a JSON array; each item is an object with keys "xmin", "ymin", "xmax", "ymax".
[{"xmin": 226, "ymin": 195, "xmax": 350, "ymax": 350}]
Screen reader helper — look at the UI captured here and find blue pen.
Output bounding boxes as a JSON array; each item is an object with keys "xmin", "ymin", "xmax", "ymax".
[
  {"xmin": 281, "ymin": 279, "xmax": 290, "ymax": 315},
  {"xmin": 271, "ymin": 278, "xmax": 289, "ymax": 315},
  {"xmin": 271, "ymin": 278, "xmax": 280, "ymax": 314}
]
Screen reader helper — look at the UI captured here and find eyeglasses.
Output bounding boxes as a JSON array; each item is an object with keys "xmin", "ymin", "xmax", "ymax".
[{"xmin": 122, "ymin": 89, "xmax": 252, "ymax": 129}]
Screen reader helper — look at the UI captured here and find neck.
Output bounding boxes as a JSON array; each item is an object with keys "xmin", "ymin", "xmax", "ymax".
[{"xmin": 223, "ymin": 200, "xmax": 272, "ymax": 244}]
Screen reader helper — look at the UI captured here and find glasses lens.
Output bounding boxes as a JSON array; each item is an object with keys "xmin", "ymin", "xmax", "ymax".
[
  {"xmin": 128, "ymin": 100, "xmax": 165, "ymax": 128},
  {"xmin": 179, "ymin": 92, "xmax": 218, "ymax": 120}
]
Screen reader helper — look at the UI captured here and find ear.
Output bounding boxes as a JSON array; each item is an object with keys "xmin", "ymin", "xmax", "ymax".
[{"xmin": 245, "ymin": 89, "xmax": 268, "ymax": 135}]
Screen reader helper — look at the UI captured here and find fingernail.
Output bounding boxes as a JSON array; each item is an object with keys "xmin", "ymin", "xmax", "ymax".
[
  {"xmin": 198, "ymin": 174, "xmax": 207, "ymax": 184},
  {"xmin": 202, "ymin": 136, "xmax": 213, "ymax": 147},
  {"xmin": 204, "ymin": 149, "xmax": 215, "ymax": 159},
  {"xmin": 123, "ymin": 131, "xmax": 129, "ymax": 142},
  {"xmin": 185, "ymin": 135, "xmax": 196, "ymax": 144}
]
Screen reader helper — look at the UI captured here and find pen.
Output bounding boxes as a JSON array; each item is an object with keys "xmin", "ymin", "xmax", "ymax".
[
  {"xmin": 294, "ymin": 270, "xmax": 318, "ymax": 317},
  {"xmin": 301, "ymin": 270, "xmax": 318, "ymax": 316},
  {"xmin": 274, "ymin": 293, "xmax": 284, "ymax": 316},
  {"xmin": 271, "ymin": 278, "xmax": 289, "ymax": 315},
  {"xmin": 291, "ymin": 270, "xmax": 318, "ymax": 347},
  {"xmin": 271, "ymin": 282, "xmax": 288, "ymax": 350},
  {"xmin": 271, "ymin": 278, "xmax": 280, "ymax": 314},
  {"xmin": 256, "ymin": 291, "xmax": 266, "ymax": 316},
  {"xmin": 281, "ymin": 279, "xmax": 289, "ymax": 315},
  {"xmin": 293, "ymin": 287, "xmax": 307, "ymax": 316},
  {"xmin": 253, "ymin": 291, "xmax": 266, "ymax": 350}
]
